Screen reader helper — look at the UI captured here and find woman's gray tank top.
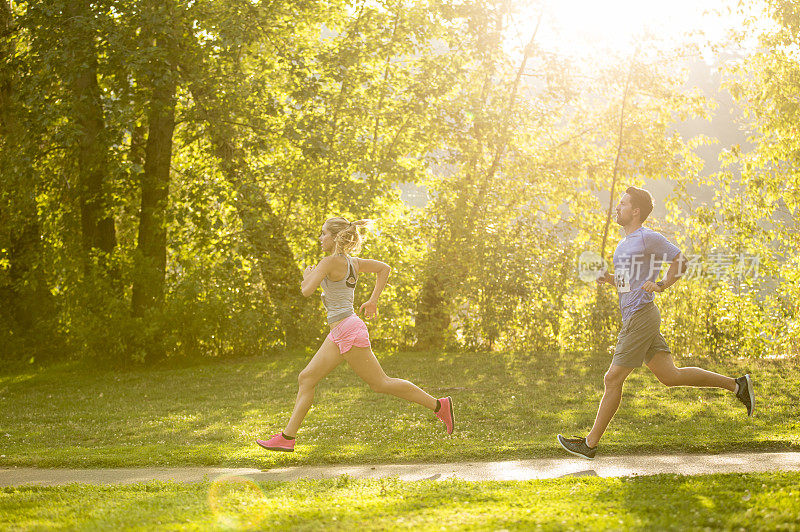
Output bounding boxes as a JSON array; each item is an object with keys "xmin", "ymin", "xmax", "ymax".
[{"xmin": 321, "ymin": 255, "xmax": 358, "ymax": 324}]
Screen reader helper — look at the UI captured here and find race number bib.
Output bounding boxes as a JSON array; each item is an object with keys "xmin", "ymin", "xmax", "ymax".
[{"xmin": 615, "ymin": 270, "xmax": 631, "ymax": 293}]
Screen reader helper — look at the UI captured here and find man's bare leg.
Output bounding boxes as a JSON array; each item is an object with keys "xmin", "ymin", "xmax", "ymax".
[
  {"xmin": 585, "ymin": 363, "xmax": 636, "ymax": 448},
  {"xmin": 646, "ymin": 351, "xmax": 736, "ymax": 392}
]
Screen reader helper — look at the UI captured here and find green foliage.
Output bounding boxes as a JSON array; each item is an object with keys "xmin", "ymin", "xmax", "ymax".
[
  {"xmin": 1, "ymin": 0, "xmax": 797, "ymax": 363},
  {"xmin": 638, "ymin": 0, "xmax": 800, "ymax": 361}
]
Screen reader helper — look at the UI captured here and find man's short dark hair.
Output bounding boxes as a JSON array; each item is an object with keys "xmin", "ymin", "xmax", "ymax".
[{"xmin": 625, "ymin": 186, "xmax": 654, "ymax": 222}]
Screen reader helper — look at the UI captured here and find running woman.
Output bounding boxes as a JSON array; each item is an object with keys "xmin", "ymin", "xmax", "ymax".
[
  {"xmin": 558, "ymin": 186, "xmax": 755, "ymax": 459},
  {"xmin": 257, "ymin": 217, "xmax": 454, "ymax": 452}
]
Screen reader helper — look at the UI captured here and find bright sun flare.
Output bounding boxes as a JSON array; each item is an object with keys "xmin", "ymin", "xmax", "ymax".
[{"xmin": 516, "ymin": 0, "xmax": 740, "ymax": 61}]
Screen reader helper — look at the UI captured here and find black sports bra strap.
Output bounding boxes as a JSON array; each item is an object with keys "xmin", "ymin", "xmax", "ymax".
[{"xmin": 346, "ymin": 256, "xmax": 357, "ymax": 287}]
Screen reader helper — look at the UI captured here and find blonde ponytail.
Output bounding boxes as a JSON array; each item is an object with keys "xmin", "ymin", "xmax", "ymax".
[{"xmin": 323, "ymin": 217, "xmax": 375, "ymax": 256}]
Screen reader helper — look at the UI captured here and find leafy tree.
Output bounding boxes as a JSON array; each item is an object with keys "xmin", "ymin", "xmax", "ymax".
[
  {"xmin": 0, "ymin": 0, "xmax": 57, "ymax": 354},
  {"xmin": 699, "ymin": 0, "xmax": 800, "ymax": 357}
]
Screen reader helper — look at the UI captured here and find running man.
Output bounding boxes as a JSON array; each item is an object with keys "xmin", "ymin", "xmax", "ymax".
[{"xmin": 558, "ymin": 186, "xmax": 754, "ymax": 459}]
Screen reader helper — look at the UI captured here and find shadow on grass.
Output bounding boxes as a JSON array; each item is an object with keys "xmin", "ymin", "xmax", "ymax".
[
  {"xmin": 2, "ymin": 350, "xmax": 799, "ymax": 468},
  {"xmin": 5, "ymin": 473, "xmax": 800, "ymax": 530},
  {"xmin": 248, "ymin": 473, "xmax": 800, "ymax": 529},
  {"xmin": 611, "ymin": 472, "xmax": 800, "ymax": 530}
]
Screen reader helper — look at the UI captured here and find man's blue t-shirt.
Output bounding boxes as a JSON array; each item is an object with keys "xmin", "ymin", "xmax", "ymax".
[{"xmin": 612, "ymin": 227, "xmax": 681, "ymax": 322}]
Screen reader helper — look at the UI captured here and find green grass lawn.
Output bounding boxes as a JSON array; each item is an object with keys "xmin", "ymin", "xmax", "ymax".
[
  {"xmin": 3, "ymin": 472, "xmax": 800, "ymax": 530},
  {"xmin": 1, "ymin": 350, "xmax": 798, "ymax": 468}
]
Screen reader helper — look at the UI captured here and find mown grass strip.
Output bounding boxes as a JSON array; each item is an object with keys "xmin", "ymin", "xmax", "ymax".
[
  {"xmin": 2, "ymin": 472, "xmax": 799, "ymax": 530},
  {"xmin": 2, "ymin": 351, "xmax": 798, "ymax": 468}
]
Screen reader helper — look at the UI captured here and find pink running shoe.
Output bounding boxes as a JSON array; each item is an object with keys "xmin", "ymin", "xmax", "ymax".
[
  {"xmin": 436, "ymin": 396, "xmax": 454, "ymax": 434},
  {"xmin": 256, "ymin": 432, "xmax": 295, "ymax": 452}
]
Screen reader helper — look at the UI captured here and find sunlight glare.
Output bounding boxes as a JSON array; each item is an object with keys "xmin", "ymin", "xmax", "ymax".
[{"xmin": 519, "ymin": 0, "xmax": 740, "ymax": 62}]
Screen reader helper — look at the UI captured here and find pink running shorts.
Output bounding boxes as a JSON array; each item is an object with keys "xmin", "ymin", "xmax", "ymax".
[{"xmin": 327, "ymin": 314, "xmax": 371, "ymax": 354}]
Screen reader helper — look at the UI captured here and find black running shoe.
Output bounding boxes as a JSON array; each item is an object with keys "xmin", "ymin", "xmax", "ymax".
[
  {"xmin": 557, "ymin": 434, "xmax": 597, "ymax": 459},
  {"xmin": 735, "ymin": 374, "xmax": 755, "ymax": 416}
]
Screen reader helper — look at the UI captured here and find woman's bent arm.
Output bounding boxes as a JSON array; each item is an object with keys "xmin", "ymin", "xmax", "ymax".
[
  {"xmin": 301, "ymin": 257, "xmax": 333, "ymax": 297},
  {"xmin": 357, "ymin": 258, "xmax": 391, "ymax": 317}
]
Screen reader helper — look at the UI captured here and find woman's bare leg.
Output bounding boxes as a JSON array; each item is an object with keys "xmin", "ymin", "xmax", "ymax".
[
  {"xmin": 343, "ymin": 346, "xmax": 437, "ymax": 410},
  {"xmin": 283, "ymin": 337, "xmax": 343, "ymax": 437}
]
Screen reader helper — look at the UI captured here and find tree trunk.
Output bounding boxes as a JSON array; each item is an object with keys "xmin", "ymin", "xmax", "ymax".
[
  {"xmin": 599, "ymin": 53, "xmax": 637, "ymax": 261},
  {"xmin": 462, "ymin": 10, "xmax": 543, "ymax": 234},
  {"xmin": 0, "ymin": 0, "xmax": 53, "ymax": 333},
  {"xmin": 0, "ymin": 0, "xmax": 14, "ymax": 136},
  {"xmin": 62, "ymin": 0, "xmax": 117, "ymax": 268},
  {"xmin": 3, "ymin": 221, "xmax": 51, "ymax": 330},
  {"xmin": 414, "ymin": 261, "xmax": 451, "ymax": 350},
  {"xmin": 213, "ymin": 132, "xmax": 311, "ymax": 349},
  {"xmin": 185, "ymin": 82, "xmax": 312, "ymax": 349},
  {"xmin": 593, "ymin": 53, "xmax": 636, "ymax": 348},
  {"xmin": 414, "ymin": 5, "xmax": 537, "ymax": 349},
  {"xmin": 132, "ymin": 75, "xmax": 177, "ymax": 317}
]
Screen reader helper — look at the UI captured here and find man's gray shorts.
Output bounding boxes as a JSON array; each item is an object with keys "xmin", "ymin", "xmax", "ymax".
[{"xmin": 613, "ymin": 302, "xmax": 670, "ymax": 367}]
